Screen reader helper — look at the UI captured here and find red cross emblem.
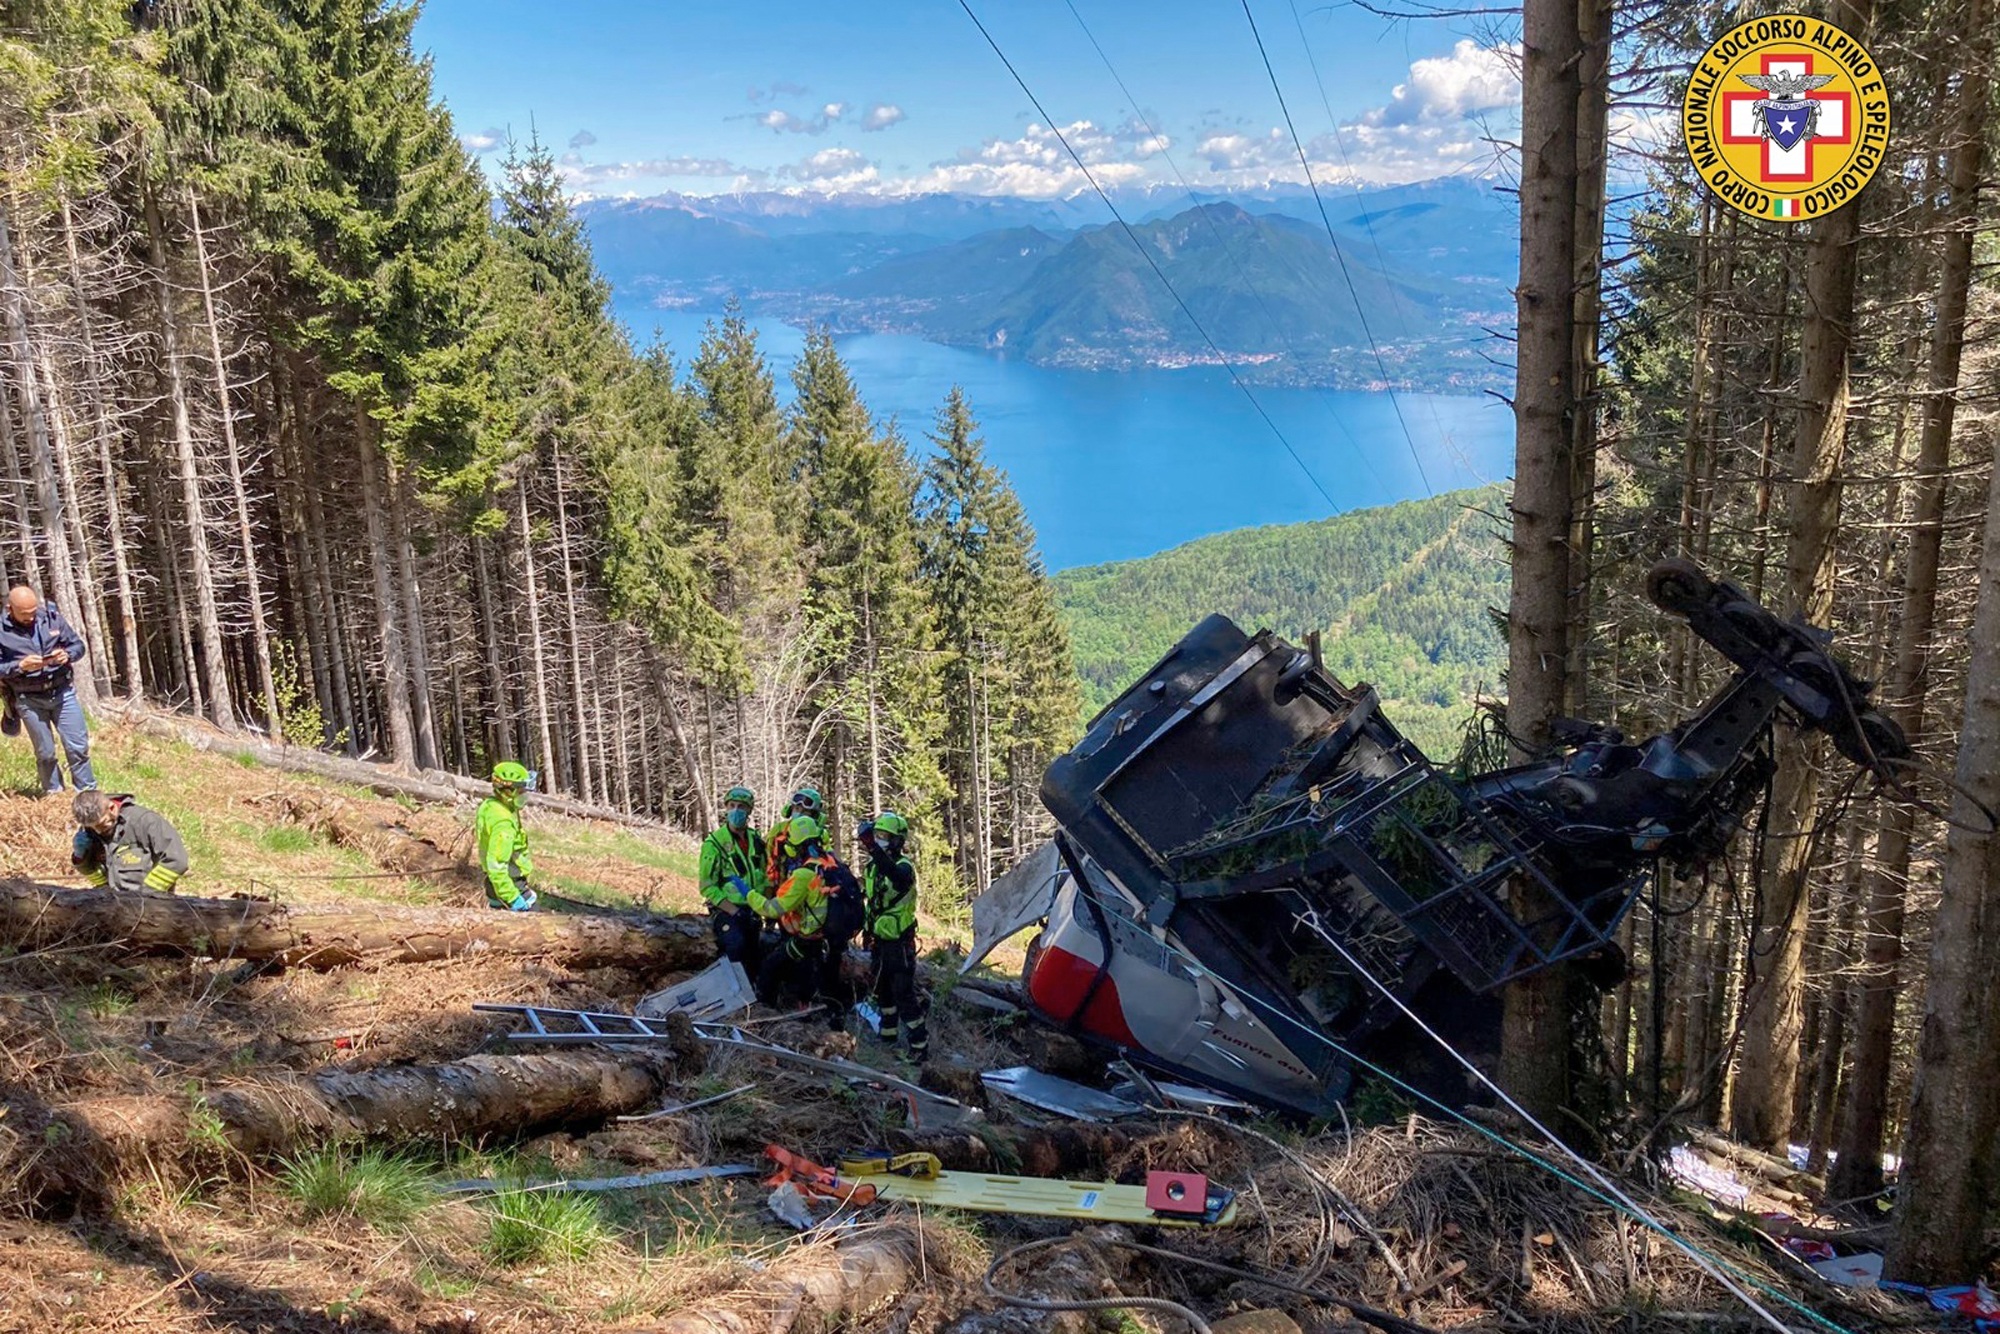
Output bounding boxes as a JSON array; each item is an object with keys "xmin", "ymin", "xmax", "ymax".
[{"xmin": 1721, "ymin": 53, "xmax": 1852, "ymax": 182}]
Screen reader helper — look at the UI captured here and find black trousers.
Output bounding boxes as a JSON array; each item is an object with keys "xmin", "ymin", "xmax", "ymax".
[
  {"xmin": 710, "ymin": 906, "xmax": 764, "ymax": 972},
  {"xmin": 869, "ymin": 934, "xmax": 929, "ymax": 1054},
  {"xmin": 757, "ymin": 933, "xmax": 827, "ymax": 1008}
]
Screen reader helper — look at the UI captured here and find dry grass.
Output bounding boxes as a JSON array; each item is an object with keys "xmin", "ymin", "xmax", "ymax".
[{"xmin": 0, "ymin": 722, "xmax": 1896, "ymax": 1334}]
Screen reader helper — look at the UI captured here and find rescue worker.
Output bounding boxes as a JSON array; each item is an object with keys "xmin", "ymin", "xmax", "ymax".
[
  {"xmin": 749, "ymin": 812, "xmax": 839, "ymax": 1010},
  {"xmin": 477, "ymin": 761, "xmax": 539, "ymax": 910},
  {"xmin": 699, "ymin": 785, "xmax": 767, "ymax": 969},
  {"xmin": 858, "ymin": 811, "xmax": 928, "ymax": 1058},
  {"xmin": 762, "ymin": 785, "xmax": 824, "ymax": 889},
  {"xmin": 71, "ymin": 790, "xmax": 188, "ymax": 893}
]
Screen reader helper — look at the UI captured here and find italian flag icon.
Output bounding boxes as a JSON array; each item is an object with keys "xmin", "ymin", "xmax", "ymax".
[{"xmin": 1772, "ymin": 198, "xmax": 1802, "ymax": 219}]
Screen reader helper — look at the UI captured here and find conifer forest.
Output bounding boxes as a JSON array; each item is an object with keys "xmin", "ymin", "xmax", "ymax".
[
  {"xmin": 0, "ymin": 0, "xmax": 1079, "ymax": 905},
  {"xmin": 3, "ymin": 0, "xmax": 2000, "ymax": 1327}
]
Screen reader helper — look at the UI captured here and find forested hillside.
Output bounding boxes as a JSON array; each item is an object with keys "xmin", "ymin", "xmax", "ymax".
[
  {"xmin": 0, "ymin": 0, "xmax": 1077, "ymax": 901},
  {"xmin": 1056, "ymin": 486, "xmax": 1508, "ymax": 754}
]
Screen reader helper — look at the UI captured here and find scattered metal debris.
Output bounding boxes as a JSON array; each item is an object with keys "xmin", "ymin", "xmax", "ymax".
[
  {"xmin": 697, "ymin": 1022, "xmax": 978, "ymax": 1127},
  {"xmin": 981, "ymin": 1066, "xmax": 1145, "ymax": 1121},
  {"xmin": 438, "ymin": 1165, "xmax": 759, "ymax": 1195},
  {"xmin": 636, "ymin": 958, "xmax": 756, "ymax": 1022},
  {"xmin": 474, "ymin": 1002, "xmax": 687, "ymax": 1044},
  {"xmin": 617, "ymin": 1082, "xmax": 757, "ymax": 1123}
]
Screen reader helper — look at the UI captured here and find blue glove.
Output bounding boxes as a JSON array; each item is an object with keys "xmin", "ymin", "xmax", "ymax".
[
  {"xmin": 511, "ymin": 888, "xmax": 538, "ymax": 912},
  {"xmin": 71, "ymin": 829, "xmax": 94, "ymax": 864},
  {"xmin": 727, "ymin": 875, "xmax": 750, "ymax": 900}
]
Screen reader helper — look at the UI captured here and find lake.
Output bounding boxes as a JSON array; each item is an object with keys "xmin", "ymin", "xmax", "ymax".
[{"xmin": 614, "ymin": 300, "xmax": 1515, "ymax": 571}]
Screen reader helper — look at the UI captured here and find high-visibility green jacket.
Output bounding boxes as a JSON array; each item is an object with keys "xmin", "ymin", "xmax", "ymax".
[
  {"xmin": 862, "ymin": 847, "xmax": 917, "ymax": 941},
  {"xmin": 699, "ymin": 825, "xmax": 769, "ymax": 907},
  {"xmin": 72, "ymin": 796, "xmax": 188, "ymax": 894},
  {"xmin": 476, "ymin": 796, "xmax": 533, "ymax": 906}
]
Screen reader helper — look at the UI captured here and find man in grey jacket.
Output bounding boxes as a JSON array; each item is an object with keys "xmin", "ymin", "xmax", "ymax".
[
  {"xmin": 0, "ymin": 587, "xmax": 93, "ymax": 794},
  {"xmin": 72, "ymin": 791, "xmax": 189, "ymax": 893}
]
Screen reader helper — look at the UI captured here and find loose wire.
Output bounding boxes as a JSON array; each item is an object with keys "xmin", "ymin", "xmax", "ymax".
[{"xmin": 955, "ymin": 0, "xmax": 1344, "ymax": 513}]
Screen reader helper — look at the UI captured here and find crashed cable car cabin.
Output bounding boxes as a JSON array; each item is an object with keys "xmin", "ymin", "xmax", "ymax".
[{"xmin": 1006, "ymin": 559, "xmax": 1908, "ymax": 1118}]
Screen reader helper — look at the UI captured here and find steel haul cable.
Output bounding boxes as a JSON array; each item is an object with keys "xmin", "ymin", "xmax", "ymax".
[
  {"xmin": 955, "ymin": 0, "xmax": 1344, "ymax": 513},
  {"xmin": 1068, "ymin": 874, "xmax": 1854, "ymax": 1334},
  {"xmin": 1239, "ymin": 0, "xmax": 1433, "ymax": 496}
]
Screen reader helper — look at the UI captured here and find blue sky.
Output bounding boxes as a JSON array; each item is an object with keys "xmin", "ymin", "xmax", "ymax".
[{"xmin": 413, "ymin": 0, "xmax": 1526, "ymax": 198}]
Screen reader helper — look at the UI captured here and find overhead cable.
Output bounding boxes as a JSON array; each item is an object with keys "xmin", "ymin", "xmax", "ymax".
[
  {"xmin": 957, "ymin": 0, "xmax": 1343, "ymax": 512},
  {"xmin": 1239, "ymin": 0, "xmax": 1434, "ymax": 496}
]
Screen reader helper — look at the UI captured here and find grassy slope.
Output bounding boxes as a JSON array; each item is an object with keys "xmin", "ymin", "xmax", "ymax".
[
  {"xmin": 1055, "ymin": 485, "xmax": 1511, "ymax": 757},
  {"xmin": 0, "ymin": 723, "xmax": 703, "ymax": 911},
  {"xmin": 0, "ymin": 721, "xmax": 1013, "ymax": 1332}
]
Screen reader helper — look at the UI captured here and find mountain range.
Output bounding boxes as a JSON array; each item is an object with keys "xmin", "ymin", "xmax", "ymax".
[{"xmin": 581, "ymin": 178, "xmax": 1518, "ymax": 391}]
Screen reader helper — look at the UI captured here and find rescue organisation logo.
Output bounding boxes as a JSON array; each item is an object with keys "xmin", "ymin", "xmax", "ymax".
[{"xmin": 1680, "ymin": 14, "xmax": 1890, "ymax": 223}]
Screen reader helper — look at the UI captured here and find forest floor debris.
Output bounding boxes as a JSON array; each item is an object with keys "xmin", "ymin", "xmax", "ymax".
[{"xmin": 0, "ymin": 724, "xmax": 1962, "ymax": 1332}]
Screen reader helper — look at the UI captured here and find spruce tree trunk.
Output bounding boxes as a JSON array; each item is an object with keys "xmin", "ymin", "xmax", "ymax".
[
  {"xmin": 1731, "ymin": 0, "xmax": 1875, "ymax": 1149},
  {"xmin": 517, "ymin": 476, "xmax": 558, "ymax": 783},
  {"xmin": 188, "ymin": 189, "xmax": 280, "ymax": 733},
  {"xmin": 1833, "ymin": 0, "xmax": 1989, "ymax": 1198},
  {"xmin": 0, "ymin": 365, "xmax": 38, "ymax": 588},
  {"xmin": 355, "ymin": 409, "xmax": 416, "ymax": 768},
  {"xmin": 552, "ymin": 442, "xmax": 596, "ymax": 803},
  {"xmin": 1501, "ymin": 0, "xmax": 1583, "ymax": 1127},
  {"xmin": 390, "ymin": 473, "xmax": 440, "ymax": 770},
  {"xmin": 0, "ymin": 202, "xmax": 97, "ymax": 706},
  {"xmin": 60, "ymin": 196, "xmax": 142, "ymax": 695},
  {"xmin": 473, "ymin": 533, "xmax": 512, "ymax": 760},
  {"xmin": 141, "ymin": 185, "xmax": 231, "ymax": 727},
  {"xmin": 1887, "ymin": 444, "xmax": 2000, "ymax": 1283}
]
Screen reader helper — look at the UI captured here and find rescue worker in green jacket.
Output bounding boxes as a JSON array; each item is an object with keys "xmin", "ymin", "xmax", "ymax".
[
  {"xmin": 477, "ymin": 761, "xmax": 539, "ymax": 910},
  {"xmin": 71, "ymin": 790, "xmax": 189, "ymax": 893},
  {"xmin": 699, "ymin": 785, "xmax": 768, "ymax": 970},
  {"xmin": 749, "ymin": 812, "xmax": 841, "ymax": 1009},
  {"xmin": 857, "ymin": 810, "xmax": 928, "ymax": 1058}
]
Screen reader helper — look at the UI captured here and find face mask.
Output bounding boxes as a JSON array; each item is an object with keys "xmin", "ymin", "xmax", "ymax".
[
  {"xmin": 726, "ymin": 808, "xmax": 748, "ymax": 830},
  {"xmin": 874, "ymin": 834, "xmax": 894, "ymax": 852}
]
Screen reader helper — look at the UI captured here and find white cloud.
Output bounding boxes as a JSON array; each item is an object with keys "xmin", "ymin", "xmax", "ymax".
[
  {"xmin": 1193, "ymin": 128, "xmax": 1287, "ymax": 173},
  {"xmin": 1361, "ymin": 40, "xmax": 1519, "ymax": 127},
  {"xmin": 459, "ymin": 126, "xmax": 506, "ymax": 154},
  {"xmin": 861, "ymin": 103, "xmax": 906, "ymax": 132},
  {"xmin": 781, "ymin": 146, "xmax": 879, "ymax": 188},
  {"xmin": 561, "ymin": 156, "xmax": 762, "ymax": 187},
  {"xmin": 748, "ymin": 105, "xmax": 843, "ymax": 135},
  {"xmin": 569, "ymin": 129, "xmax": 597, "ymax": 149},
  {"xmin": 892, "ymin": 120, "xmax": 1154, "ymax": 197}
]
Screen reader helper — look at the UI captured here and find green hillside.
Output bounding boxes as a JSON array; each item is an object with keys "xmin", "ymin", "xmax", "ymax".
[{"xmin": 1055, "ymin": 486, "xmax": 1511, "ymax": 757}]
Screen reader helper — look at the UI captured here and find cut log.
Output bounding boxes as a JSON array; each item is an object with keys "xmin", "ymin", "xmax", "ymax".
[
  {"xmin": 0, "ymin": 881, "xmax": 714, "ymax": 975},
  {"xmin": 25, "ymin": 1043, "xmax": 699, "ymax": 1190},
  {"xmin": 643, "ymin": 1228, "xmax": 919, "ymax": 1334},
  {"xmin": 211, "ymin": 1039, "xmax": 695, "ymax": 1155}
]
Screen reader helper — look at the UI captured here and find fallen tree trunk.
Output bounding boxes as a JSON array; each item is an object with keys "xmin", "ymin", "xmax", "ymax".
[
  {"xmin": 111, "ymin": 700, "xmax": 681, "ymax": 832},
  {"xmin": 257, "ymin": 789, "xmax": 476, "ymax": 886},
  {"xmin": 644, "ymin": 1228, "xmax": 920, "ymax": 1334},
  {"xmin": 0, "ymin": 881, "xmax": 714, "ymax": 975},
  {"xmin": 211, "ymin": 1039, "xmax": 695, "ymax": 1155},
  {"xmin": 27, "ymin": 1043, "xmax": 699, "ymax": 1188},
  {"xmin": 1684, "ymin": 1128, "xmax": 1825, "ymax": 1194}
]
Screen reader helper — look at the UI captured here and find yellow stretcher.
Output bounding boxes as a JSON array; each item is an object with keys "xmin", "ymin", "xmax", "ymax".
[{"xmin": 827, "ymin": 1150, "xmax": 1238, "ymax": 1227}]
